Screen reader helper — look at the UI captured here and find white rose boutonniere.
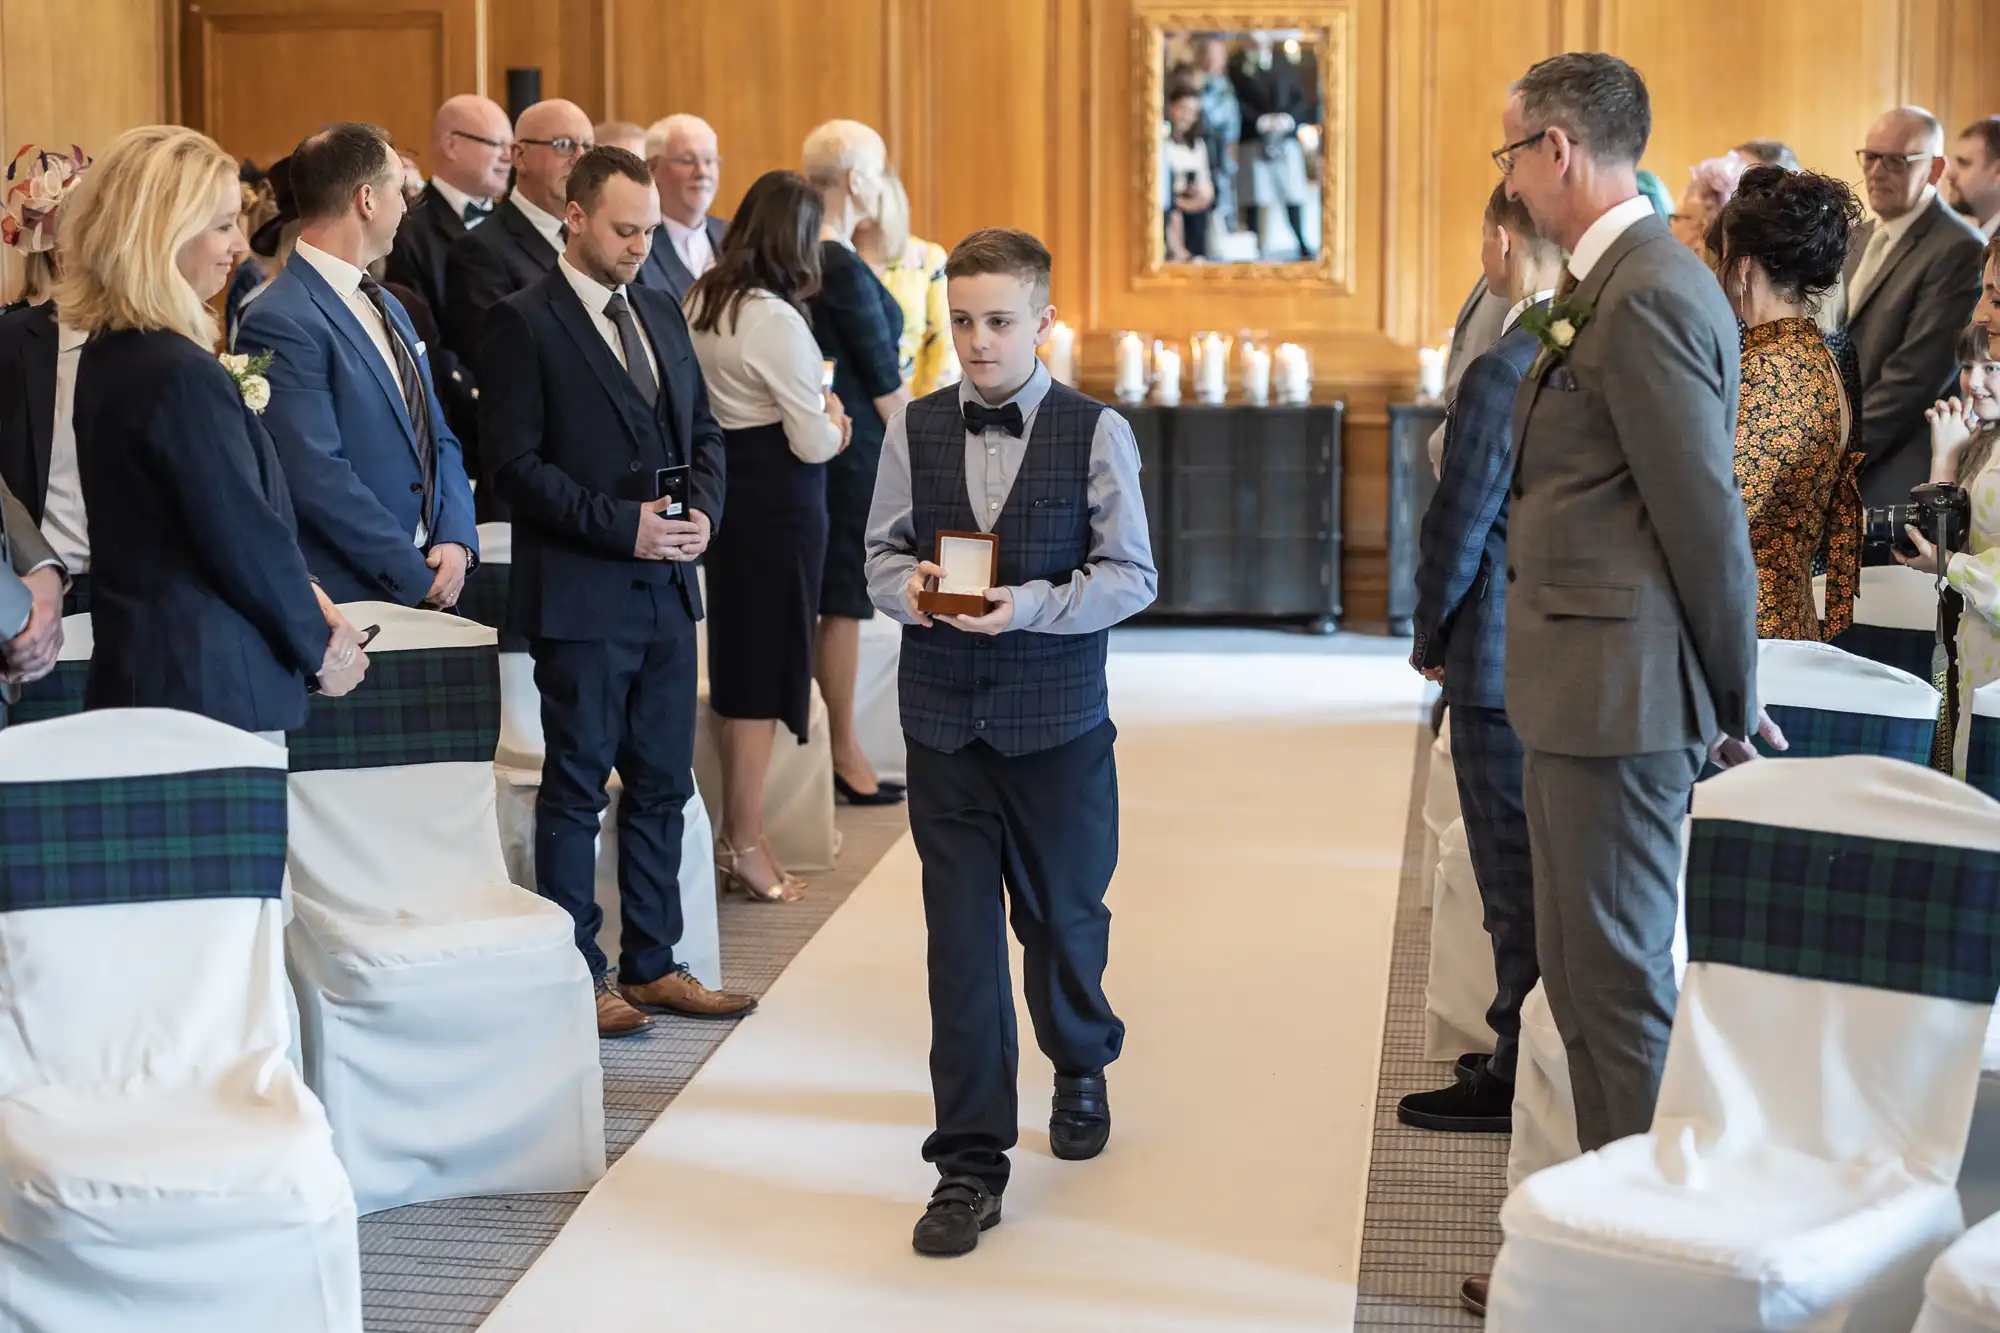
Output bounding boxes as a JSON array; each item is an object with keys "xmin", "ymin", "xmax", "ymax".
[
  {"xmin": 219, "ymin": 349, "xmax": 275, "ymax": 413},
  {"xmin": 1548, "ymin": 318, "xmax": 1577, "ymax": 349},
  {"xmin": 1518, "ymin": 295, "xmax": 1595, "ymax": 380}
]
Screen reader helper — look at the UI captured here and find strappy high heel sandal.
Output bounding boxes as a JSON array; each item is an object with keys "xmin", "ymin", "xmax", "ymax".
[
  {"xmin": 716, "ymin": 837, "xmax": 803, "ymax": 904},
  {"xmin": 759, "ymin": 836, "xmax": 808, "ymax": 894}
]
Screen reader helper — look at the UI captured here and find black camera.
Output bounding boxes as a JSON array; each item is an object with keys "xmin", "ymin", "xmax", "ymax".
[{"xmin": 1861, "ymin": 482, "xmax": 1971, "ymax": 564}]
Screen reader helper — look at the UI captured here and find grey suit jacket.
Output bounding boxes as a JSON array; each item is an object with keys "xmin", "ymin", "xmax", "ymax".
[
  {"xmin": 1842, "ymin": 194, "xmax": 1986, "ymax": 505},
  {"xmin": 1505, "ymin": 213, "xmax": 1758, "ymax": 757},
  {"xmin": 1428, "ymin": 275, "xmax": 1511, "ymax": 473}
]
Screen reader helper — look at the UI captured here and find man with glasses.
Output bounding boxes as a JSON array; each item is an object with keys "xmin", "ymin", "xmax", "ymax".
[
  {"xmin": 636, "ymin": 114, "xmax": 726, "ymax": 304},
  {"xmin": 387, "ymin": 94, "xmax": 513, "ymax": 474},
  {"xmin": 1843, "ymin": 106, "xmax": 1986, "ymax": 506},
  {"xmin": 445, "ymin": 98, "xmax": 594, "ymax": 516}
]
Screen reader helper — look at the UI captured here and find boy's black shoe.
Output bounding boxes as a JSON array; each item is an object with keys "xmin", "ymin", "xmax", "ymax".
[
  {"xmin": 1050, "ymin": 1072, "xmax": 1111, "ymax": 1160},
  {"xmin": 1397, "ymin": 1067, "xmax": 1513, "ymax": 1133},
  {"xmin": 1455, "ymin": 1052, "xmax": 1490, "ymax": 1083},
  {"xmin": 912, "ymin": 1175, "xmax": 1002, "ymax": 1257}
]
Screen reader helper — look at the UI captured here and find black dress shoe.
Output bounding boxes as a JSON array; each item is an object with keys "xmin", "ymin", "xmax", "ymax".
[
  {"xmin": 1455, "ymin": 1052, "xmax": 1491, "ymax": 1083},
  {"xmin": 911, "ymin": 1175, "xmax": 1001, "ymax": 1257},
  {"xmin": 1397, "ymin": 1068, "xmax": 1512, "ymax": 1133},
  {"xmin": 1050, "ymin": 1072, "xmax": 1110, "ymax": 1160},
  {"xmin": 834, "ymin": 773, "xmax": 906, "ymax": 806}
]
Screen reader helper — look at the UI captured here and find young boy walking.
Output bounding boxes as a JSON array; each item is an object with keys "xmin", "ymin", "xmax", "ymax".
[{"xmin": 864, "ymin": 228, "xmax": 1157, "ymax": 1256}]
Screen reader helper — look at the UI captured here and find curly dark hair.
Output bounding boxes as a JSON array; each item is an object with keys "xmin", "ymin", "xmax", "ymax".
[{"xmin": 1705, "ymin": 165, "xmax": 1861, "ymax": 303}]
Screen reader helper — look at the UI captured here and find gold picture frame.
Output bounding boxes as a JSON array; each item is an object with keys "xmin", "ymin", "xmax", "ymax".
[{"xmin": 1134, "ymin": 4, "xmax": 1351, "ymax": 288}]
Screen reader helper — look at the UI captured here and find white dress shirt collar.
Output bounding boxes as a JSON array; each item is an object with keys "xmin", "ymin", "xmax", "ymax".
[
  {"xmin": 957, "ymin": 359, "xmax": 1052, "ymax": 424},
  {"xmin": 1875, "ymin": 185, "xmax": 1939, "ymax": 249},
  {"xmin": 1978, "ymin": 211, "xmax": 1999, "ymax": 241},
  {"xmin": 1504, "ymin": 289, "xmax": 1557, "ymax": 335},
  {"xmin": 559, "ymin": 253, "xmax": 621, "ymax": 316},
  {"xmin": 293, "ymin": 239, "xmax": 368, "ymax": 298},
  {"xmin": 1567, "ymin": 195, "xmax": 1657, "ymax": 282},
  {"xmin": 510, "ymin": 190, "xmax": 567, "ymax": 252}
]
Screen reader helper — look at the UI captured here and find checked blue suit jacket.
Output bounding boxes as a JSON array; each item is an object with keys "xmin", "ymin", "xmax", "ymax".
[
  {"xmin": 234, "ymin": 255, "xmax": 479, "ymax": 606},
  {"xmin": 1411, "ymin": 303, "xmax": 1547, "ymax": 710}
]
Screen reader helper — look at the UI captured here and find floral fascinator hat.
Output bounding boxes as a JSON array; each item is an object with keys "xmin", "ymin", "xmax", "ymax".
[{"xmin": 2, "ymin": 144, "xmax": 91, "ymax": 255}]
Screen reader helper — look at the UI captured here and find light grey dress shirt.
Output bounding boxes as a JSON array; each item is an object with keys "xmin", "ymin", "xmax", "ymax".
[{"xmin": 866, "ymin": 362, "xmax": 1158, "ymax": 634}]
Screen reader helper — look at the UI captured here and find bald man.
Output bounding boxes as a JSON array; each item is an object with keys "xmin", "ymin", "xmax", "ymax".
[
  {"xmin": 1844, "ymin": 105, "xmax": 1986, "ymax": 505},
  {"xmin": 444, "ymin": 99, "xmax": 594, "ymax": 515},
  {"xmin": 388, "ymin": 94, "xmax": 514, "ymax": 469}
]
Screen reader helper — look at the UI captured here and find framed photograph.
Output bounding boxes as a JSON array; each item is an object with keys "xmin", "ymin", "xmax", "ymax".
[{"xmin": 917, "ymin": 530, "xmax": 1000, "ymax": 617}]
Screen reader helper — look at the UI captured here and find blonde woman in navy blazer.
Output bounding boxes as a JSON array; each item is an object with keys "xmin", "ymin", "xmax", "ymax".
[{"xmin": 56, "ymin": 125, "xmax": 368, "ymax": 732}]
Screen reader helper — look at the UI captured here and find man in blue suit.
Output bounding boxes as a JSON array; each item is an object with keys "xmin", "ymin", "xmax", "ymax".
[
  {"xmin": 237, "ymin": 122, "xmax": 478, "ymax": 608},
  {"xmin": 1398, "ymin": 181, "xmax": 1561, "ymax": 1138}
]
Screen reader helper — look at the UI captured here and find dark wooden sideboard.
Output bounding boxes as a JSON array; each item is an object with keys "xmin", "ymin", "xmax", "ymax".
[
  {"xmin": 1121, "ymin": 403, "xmax": 1345, "ymax": 633},
  {"xmin": 1385, "ymin": 403, "xmax": 1447, "ymax": 635}
]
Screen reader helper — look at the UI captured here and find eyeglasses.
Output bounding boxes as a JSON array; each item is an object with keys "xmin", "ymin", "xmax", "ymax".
[
  {"xmin": 1856, "ymin": 149, "xmax": 1934, "ymax": 174},
  {"xmin": 660, "ymin": 154, "xmax": 723, "ymax": 172},
  {"xmin": 519, "ymin": 136, "xmax": 593, "ymax": 158},
  {"xmin": 450, "ymin": 130, "xmax": 513, "ymax": 152},
  {"xmin": 1491, "ymin": 130, "xmax": 1549, "ymax": 175}
]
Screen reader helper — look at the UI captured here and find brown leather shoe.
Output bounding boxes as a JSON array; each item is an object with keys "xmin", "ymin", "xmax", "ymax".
[
  {"xmin": 1460, "ymin": 1274, "xmax": 1489, "ymax": 1317},
  {"xmin": 595, "ymin": 975, "xmax": 653, "ymax": 1038},
  {"xmin": 621, "ymin": 965, "xmax": 759, "ymax": 1020}
]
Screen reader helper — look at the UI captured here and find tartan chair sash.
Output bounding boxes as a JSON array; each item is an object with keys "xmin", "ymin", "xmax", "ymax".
[
  {"xmin": 1970, "ymin": 715, "xmax": 2000, "ymax": 801},
  {"xmin": 287, "ymin": 643, "xmax": 501, "ymax": 773},
  {"xmin": 12, "ymin": 659, "xmax": 88, "ymax": 725},
  {"xmin": 0, "ymin": 765, "xmax": 288, "ymax": 912},
  {"xmin": 1761, "ymin": 702, "xmax": 1936, "ymax": 765},
  {"xmin": 1687, "ymin": 817, "xmax": 2000, "ymax": 1003},
  {"xmin": 453, "ymin": 563, "xmax": 524, "ymax": 653}
]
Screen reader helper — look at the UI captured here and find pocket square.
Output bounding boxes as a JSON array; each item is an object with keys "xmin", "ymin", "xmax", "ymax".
[
  {"xmin": 1548, "ymin": 365, "xmax": 1578, "ymax": 392},
  {"xmin": 414, "ymin": 340, "xmax": 427, "ymax": 356}
]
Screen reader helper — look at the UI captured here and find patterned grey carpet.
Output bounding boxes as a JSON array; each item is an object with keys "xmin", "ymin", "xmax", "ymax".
[{"xmin": 1354, "ymin": 722, "xmax": 1508, "ymax": 1329}]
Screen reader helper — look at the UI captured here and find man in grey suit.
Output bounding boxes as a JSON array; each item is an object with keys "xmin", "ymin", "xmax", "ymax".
[
  {"xmin": 0, "ymin": 477, "xmax": 68, "ymax": 726},
  {"xmin": 1844, "ymin": 106, "xmax": 1986, "ymax": 506}
]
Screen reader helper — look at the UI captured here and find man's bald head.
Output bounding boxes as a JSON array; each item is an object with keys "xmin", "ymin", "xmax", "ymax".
[
  {"xmin": 511, "ymin": 99, "xmax": 595, "ymax": 215},
  {"xmin": 1862, "ymin": 105, "xmax": 1948, "ymax": 220},
  {"xmin": 429, "ymin": 94, "xmax": 512, "ymax": 199}
]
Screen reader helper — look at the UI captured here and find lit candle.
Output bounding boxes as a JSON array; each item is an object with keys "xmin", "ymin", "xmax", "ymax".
[
  {"xmin": 1275, "ymin": 343, "xmax": 1310, "ymax": 403},
  {"xmin": 1197, "ymin": 331, "xmax": 1228, "ymax": 402},
  {"xmin": 1417, "ymin": 346, "xmax": 1447, "ymax": 402},
  {"xmin": 1115, "ymin": 331, "xmax": 1146, "ymax": 401},
  {"xmin": 1152, "ymin": 343, "xmax": 1182, "ymax": 405},
  {"xmin": 1243, "ymin": 346, "xmax": 1271, "ymax": 404},
  {"xmin": 1045, "ymin": 321, "xmax": 1076, "ymax": 385}
]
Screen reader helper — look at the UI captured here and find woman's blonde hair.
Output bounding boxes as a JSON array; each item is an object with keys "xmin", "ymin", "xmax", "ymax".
[
  {"xmin": 53, "ymin": 125, "xmax": 237, "ymax": 346},
  {"xmin": 873, "ymin": 171, "xmax": 911, "ymax": 260}
]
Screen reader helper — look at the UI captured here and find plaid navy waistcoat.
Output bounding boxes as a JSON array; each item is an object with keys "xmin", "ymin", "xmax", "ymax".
[{"xmin": 900, "ymin": 383, "xmax": 1110, "ymax": 757}]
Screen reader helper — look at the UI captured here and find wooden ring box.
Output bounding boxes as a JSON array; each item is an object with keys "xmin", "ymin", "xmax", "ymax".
[{"xmin": 916, "ymin": 530, "xmax": 999, "ymax": 617}]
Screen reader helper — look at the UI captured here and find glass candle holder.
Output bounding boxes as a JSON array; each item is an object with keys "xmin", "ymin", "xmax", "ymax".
[
  {"xmin": 1042, "ymin": 320, "xmax": 1077, "ymax": 385},
  {"xmin": 1273, "ymin": 341, "xmax": 1314, "ymax": 404},
  {"xmin": 1238, "ymin": 329, "xmax": 1272, "ymax": 405},
  {"xmin": 1112, "ymin": 329, "xmax": 1149, "ymax": 404},
  {"xmin": 1151, "ymin": 338, "xmax": 1183, "ymax": 405},
  {"xmin": 1190, "ymin": 330, "xmax": 1232, "ymax": 404}
]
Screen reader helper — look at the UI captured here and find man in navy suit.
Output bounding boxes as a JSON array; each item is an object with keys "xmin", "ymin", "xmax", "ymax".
[
  {"xmin": 1398, "ymin": 181, "xmax": 1562, "ymax": 1136},
  {"xmin": 635, "ymin": 114, "xmax": 728, "ymax": 304},
  {"xmin": 236, "ymin": 122, "xmax": 478, "ymax": 609},
  {"xmin": 482, "ymin": 146, "xmax": 755, "ymax": 1037}
]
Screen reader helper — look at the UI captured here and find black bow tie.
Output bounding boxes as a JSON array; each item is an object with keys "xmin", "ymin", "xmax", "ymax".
[
  {"xmin": 963, "ymin": 400, "xmax": 1025, "ymax": 437},
  {"xmin": 462, "ymin": 200, "xmax": 493, "ymax": 225}
]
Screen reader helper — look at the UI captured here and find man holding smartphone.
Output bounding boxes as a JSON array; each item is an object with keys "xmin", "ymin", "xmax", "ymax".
[{"xmin": 481, "ymin": 145, "xmax": 752, "ymax": 1037}]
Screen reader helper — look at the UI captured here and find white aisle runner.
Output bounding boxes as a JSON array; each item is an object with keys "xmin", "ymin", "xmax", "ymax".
[{"xmin": 479, "ymin": 648, "xmax": 1425, "ymax": 1332}]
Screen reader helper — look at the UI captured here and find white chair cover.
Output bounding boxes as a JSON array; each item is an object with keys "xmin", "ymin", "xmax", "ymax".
[
  {"xmin": 1419, "ymin": 715, "xmax": 1458, "ymax": 908},
  {"xmin": 285, "ymin": 603, "xmax": 604, "ymax": 1216},
  {"xmin": 1916, "ymin": 1213, "xmax": 2000, "ymax": 1333},
  {"xmin": 0, "ymin": 710, "xmax": 360, "ymax": 1332},
  {"xmin": 1507, "ymin": 981, "xmax": 1579, "ymax": 1191},
  {"xmin": 855, "ymin": 610, "xmax": 908, "ymax": 786},
  {"xmin": 1962, "ymin": 684, "xmax": 2000, "ymax": 1226},
  {"xmin": 1490, "ymin": 756, "xmax": 2000, "ymax": 1333},
  {"xmin": 474, "ymin": 522, "xmax": 723, "ymax": 988},
  {"xmin": 1754, "ymin": 638, "xmax": 1938, "ymax": 764},
  {"xmin": 1423, "ymin": 817, "xmax": 1497, "ymax": 1060},
  {"xmin": 1829, "ymin": 564, "xmax": 1950, "ymax": 684}
]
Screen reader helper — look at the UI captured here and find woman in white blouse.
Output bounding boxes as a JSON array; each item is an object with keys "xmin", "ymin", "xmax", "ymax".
[{"xmin": 686, "ymin": 169, "xmax": 850, "ymax": 903}]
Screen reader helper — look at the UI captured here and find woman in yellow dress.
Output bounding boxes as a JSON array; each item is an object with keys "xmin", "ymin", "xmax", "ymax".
[
  {"xmin": 1708, "ymin": 165, "xmax": 1865, "ymax": 640},
  {"xmin": 853, "ymin": 172, "xmax": 960, "ymax": 397}
]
